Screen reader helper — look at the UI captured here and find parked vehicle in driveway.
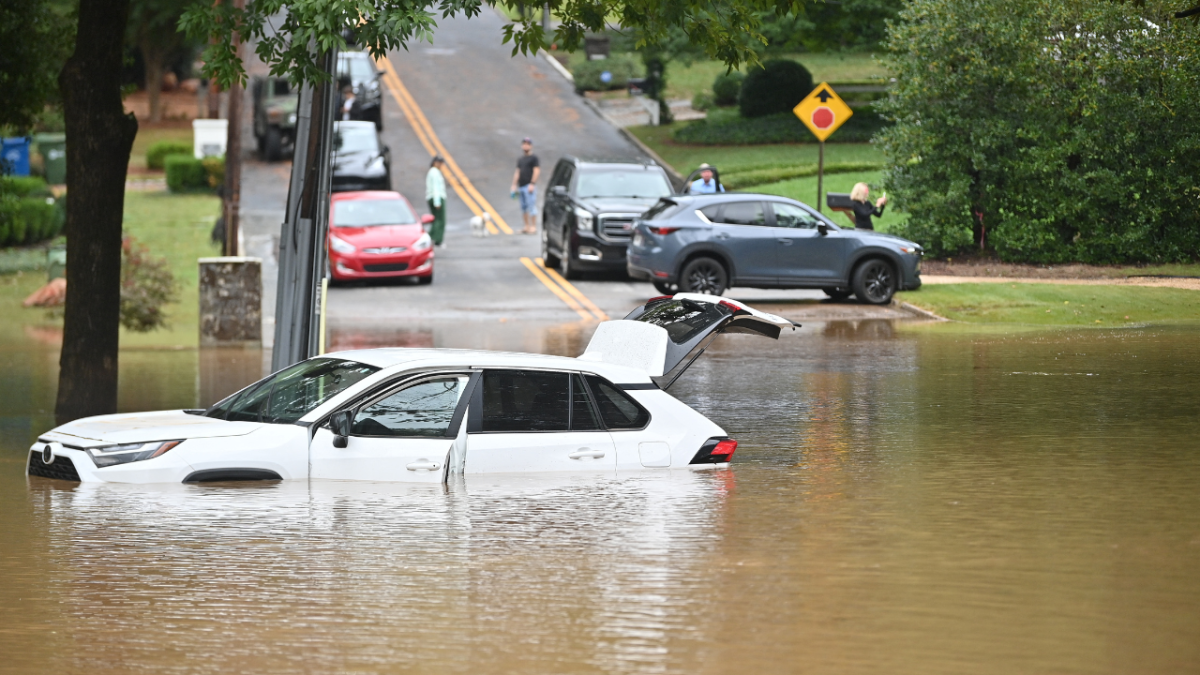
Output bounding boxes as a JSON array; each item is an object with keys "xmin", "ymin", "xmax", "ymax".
[
  {"xmin": 252, "ymin": 76, "xmax": 297, "ymax": 161},
  {"xmin": 327, "ymin": 191, "xmax": 434, "ymax": 284},
  {"xmin": 626, "ymin": 194, "xmax": 923, "ymax": 304},
  {"xmin": 27, "ymin": 295, "xmax": 792, "ymax": 484},
  {"xmin": 337, "ymin": 51, "xmax": 383, "ymax": 130},
  {"xmin": 541, "ymin": 157, "xmax": 673, "ymax": 279},
  {"xmin": 332, "ymin": 121, "xmax": 391, "ymax": 192}
]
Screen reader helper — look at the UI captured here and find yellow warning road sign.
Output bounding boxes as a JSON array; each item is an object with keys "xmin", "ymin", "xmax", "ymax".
[{"xmin": 793, "ymin": 82, "xmax": 853, "ymax": 142}]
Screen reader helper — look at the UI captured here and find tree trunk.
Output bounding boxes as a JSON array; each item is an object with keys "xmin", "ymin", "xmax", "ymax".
[
  {"xmin": 143, "ymin": 42, "xmax": 165, "ymax": 123},
  {"xmin": 55, "ymin": 0, "xmax": 139, "ymax": 425}
]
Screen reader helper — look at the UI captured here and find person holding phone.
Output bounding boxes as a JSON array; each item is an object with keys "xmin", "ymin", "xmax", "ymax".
[{"xmin": 848, "ymin": 182, "xmax": 887, "ymax": 230}]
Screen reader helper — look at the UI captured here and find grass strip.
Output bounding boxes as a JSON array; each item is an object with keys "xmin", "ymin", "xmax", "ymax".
[
  {"xmin": 899, "ymin": 283, "xmax": 1200, "ymax": 326},
  {"xmin": 723, "ymin": 161, "xmax": 884, "ymax": 190}
]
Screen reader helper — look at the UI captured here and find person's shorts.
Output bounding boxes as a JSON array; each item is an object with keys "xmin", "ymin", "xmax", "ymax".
[{"xmin": 518, "ymin": 185, "xmax": 538, "ymax": 215}]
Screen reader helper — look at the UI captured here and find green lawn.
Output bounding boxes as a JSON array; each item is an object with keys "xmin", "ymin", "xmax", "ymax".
[
  {"xmin": 899, "ymin": 283, "xmax": 1200, "ymax": 326},
  {"xmin": 665, "ymin": 53, "xmax": 887, "ymax": 100},
  {"xmin": 630, "ymin": 124, "xmax": 883, "ymax": 174},
  {"xmin": 3, "ymin": 190, "xmax": 221, "ymax": 349}
]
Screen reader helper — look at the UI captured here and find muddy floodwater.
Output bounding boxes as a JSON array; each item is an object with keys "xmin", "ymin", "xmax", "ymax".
[{"xmin": 2, "ymin": 319, "xmax": 1199, "ymax": 674}]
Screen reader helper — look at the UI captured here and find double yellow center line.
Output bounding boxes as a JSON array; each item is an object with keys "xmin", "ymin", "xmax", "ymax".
[
  {"xmin": 376, "ymin": 54, "xmax": 608, "ymax": 323},
  {"xmin": 376, "ymin": 55, "xmax": 511, "ymax": 235}
]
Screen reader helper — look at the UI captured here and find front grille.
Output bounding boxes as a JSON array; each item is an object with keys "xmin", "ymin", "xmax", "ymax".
[
  {"xmin": 363, "ymin": 262, "xmax": 409, "ymax": 273},
  {"xmin": 600, "ymin": 216, "xmax": 636, "ymax": 241},
  {"xmin": 28, "ymin": 450, "xmax": 82, "ymax": 481}
]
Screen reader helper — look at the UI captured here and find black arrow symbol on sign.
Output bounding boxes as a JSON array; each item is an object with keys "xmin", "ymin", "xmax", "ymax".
[{"xmin": 816, "ymin": 89, "xmax": 833, "ymax": 102}]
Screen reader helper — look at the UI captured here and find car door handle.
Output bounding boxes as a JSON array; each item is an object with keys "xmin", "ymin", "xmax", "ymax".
[
  {"xmin": 569, "ymin": 449, "xmax": 606, "ymax": 460},
  {"xmin": 406, "ymin": 459, "xmax": 442, "ymax": 472},
  {"xmin": 715, "ymin": 232, "xmax": 730, "ymax": 239},
  {"xmin": 778, "ymin": 238, "xmax": 793, "ymax": 245}
]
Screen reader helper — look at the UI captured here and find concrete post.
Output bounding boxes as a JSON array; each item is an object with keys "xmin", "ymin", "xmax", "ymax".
[{"xmin": 199, "ymin": 257, "xmax": 263, "ymax": 345}]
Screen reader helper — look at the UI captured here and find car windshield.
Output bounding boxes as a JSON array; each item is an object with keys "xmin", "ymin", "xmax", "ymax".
[
  {"xmin": 576, "ymin": 170, "xmax": 672, "ymax": 199},
  {"xmin": 333, "ymin": 199, "xmax": 417, "ymax": 227},
  {"xmin": 338, "ymin": 54, "xmax": 377, "ymax": 83},
  {"xmin": 207, "ymin": 358, "xmax": 379, "ymax": 424},
  {"xmin": 334, "ymin": 124, "xmax": 378, "ymax": 154},
  {"xmin": 636, "ymin": 299, "xmax": 728, "ymax": 344}
]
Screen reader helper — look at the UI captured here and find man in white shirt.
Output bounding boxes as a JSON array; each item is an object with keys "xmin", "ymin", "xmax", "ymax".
[{"xmin": 425, "ymin": 155, "xmax": 447, "ymax": 246}]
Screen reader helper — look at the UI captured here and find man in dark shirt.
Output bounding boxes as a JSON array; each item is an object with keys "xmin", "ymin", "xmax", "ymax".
[{"xmin": 510, "ymin": 137, "xmax": 540, "ymax": 234}]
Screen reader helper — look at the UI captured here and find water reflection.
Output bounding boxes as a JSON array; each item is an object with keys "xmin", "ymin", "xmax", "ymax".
[{"xmin": 3, "ymin": 321, "xmax": 1200, "ymax": 674}]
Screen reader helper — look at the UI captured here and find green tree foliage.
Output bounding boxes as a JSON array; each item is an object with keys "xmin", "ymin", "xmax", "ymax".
[
  {"xmin": 183, "ymin": 1, "xmax": 808, "ymax": 89},
  {"xmin": 0, "ymin": 0, "xmax": 75, "ymax": 131},
  {"xmin": 879, "ymin": 0, "xmax": 1200, "ymax": 262},
  {"xmin": 128, "ymin": 0, "xmax": 196, "ymax": 123},
  {"xmin": 738, "ymin": 58, "xmax": 812, "ymax": 118},
  {"xmin": 758, "ymin": 0, "xmax": 902, "ymax": 52}
]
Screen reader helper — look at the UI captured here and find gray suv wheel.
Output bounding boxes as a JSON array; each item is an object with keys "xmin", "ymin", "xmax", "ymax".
[
  {"xmin": 680, "ymin": 257, "xmax": 727, "ymax": 296},
  {"xmin": 852, "ymin": 259, "xmax": 897, "ymax": 305}
]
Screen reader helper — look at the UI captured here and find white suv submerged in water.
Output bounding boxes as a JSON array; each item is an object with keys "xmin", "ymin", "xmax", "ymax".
[{"xmin": 27, "ymin": 296, "xmax": 794, "ymax": 484}]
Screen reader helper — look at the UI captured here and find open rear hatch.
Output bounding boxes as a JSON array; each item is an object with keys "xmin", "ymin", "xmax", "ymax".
[{"xmin": 579, "ymin": 294, "xmax": 797, "ymax": 387}]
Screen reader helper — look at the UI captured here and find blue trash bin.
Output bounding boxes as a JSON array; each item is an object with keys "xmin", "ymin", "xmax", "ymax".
[{"xmin": 2, "ymin": 137, "xmax": 32, "ymax": 176}]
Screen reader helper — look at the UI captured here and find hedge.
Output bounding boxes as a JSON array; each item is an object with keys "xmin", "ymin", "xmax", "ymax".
[
  {"xmin": 722, "ymin": 161, "xmax": 886, "ymax": 190},
  {"xmin": 147, "ymin": 141, "xmax": 194, "ymax": 170},
  {"xmin": 674, "ymin": 107, "xmax": 889, "ymax": 145},
  {"xmin": 0, "ymin": 176, "xmax": 61, "ymax": 246},
  {"xmin": 166, "ymin": 154, "xmax": 223, "ymax": 192},
  {"xmin": 738, "ymin": 59, "xmax": 813, "ymax": 119},
  {"xmin": 573, "ymin": 53, "xmax": 642, "ymax": 92}
]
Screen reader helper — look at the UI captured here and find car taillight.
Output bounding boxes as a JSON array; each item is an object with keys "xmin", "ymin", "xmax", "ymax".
[
  {"xmin": 690, "ymin": 438, "xmax": 738, "ymax": 465},
  {"xmin": 648, "ymin": 226, "xmax": 680, "ymax": 235}
]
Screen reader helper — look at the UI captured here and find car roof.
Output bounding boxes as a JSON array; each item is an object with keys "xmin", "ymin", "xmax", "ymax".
[
  {"xmin": 323, "ymin": 348, "xmax": 653, "ymax": 383},
  {"xmin": 335, "ymin": 120, "xmax": 377, "ymax": 130},
  {"xmin": 562, "ymin": 155, "xmax": 660, "ymax": 170},
  {"xmin": 331, "ymin": 190, "xmax": 404, "ymax": 202}
]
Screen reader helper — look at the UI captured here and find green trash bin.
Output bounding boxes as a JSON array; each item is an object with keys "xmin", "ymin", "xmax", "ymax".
[{"xmin": 35, "ymin": 133, "xmax": 66, "ymax": 185}]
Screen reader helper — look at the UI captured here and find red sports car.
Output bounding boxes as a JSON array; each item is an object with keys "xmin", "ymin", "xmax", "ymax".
[{"xmin": 327, "ymin": 191, "xmax": 434, "ymax": 283}]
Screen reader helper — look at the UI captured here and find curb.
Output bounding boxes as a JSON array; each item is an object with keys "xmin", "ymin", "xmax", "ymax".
[{"xmin": 899, "ymin": 301, "xmax": 949, "ymax": 321}]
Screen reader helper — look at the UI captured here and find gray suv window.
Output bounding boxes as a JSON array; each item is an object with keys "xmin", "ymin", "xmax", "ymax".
[
  {"xmin": 719, "ymin": 201, "xmax": 766, "ymax": 226},
  {"xmin": 772, "ymin": 202, "xmax": 823, "ymax": 229}
]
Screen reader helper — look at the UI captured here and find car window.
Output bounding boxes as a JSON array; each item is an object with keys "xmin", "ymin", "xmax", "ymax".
[
  {"xmin": 481, "ymin": 370, "xmax": 570, "ymax": 432},
  {"xmin": 271, "ymin": 79, "xmax": 291, "ymax": 97},
  {"xmin": 352, "ymin": 376, "xmax": 468, "ymax": 437},
  {"xmin": 772, "ymin": 202, "xmax": 822, "ymax": 229},
  {"xmin": 584, "ymin": 375, "xmax": 651, "ymax": 430},
  {"xmin": 334, "ymin": 123, "xmax": 378, "ymax": 154},
  {"xmin": 337, "ymin": 53, "xmax": 377, "ymax": 82},
  {"xmin": 333, "ymin": 199, "xmax": 416, "ymax": 227},
  {"xmin": 214, "ymin": 358, "xmax": 379, "ymax": 424},
  {"xmin": 575, "ymin": 170, "xmax": 672, "ymax": 199},
  {"xmin": 699, "ymin": 205, "xmax": 722, "ymax": 222},
  {"xmin": 571, "ymin": 374, "xmax": 601, "ymax": 431},
  {"xmin": 719, "ymin": 201, "xmax": 766, "ymax": 226},
  {"xmin": 643, "ymin": 199, "xmax": 681, "ymax": 221},
  {"xmin": 635, "ymin": 299, "xmax": 728, "ymax": 344}
]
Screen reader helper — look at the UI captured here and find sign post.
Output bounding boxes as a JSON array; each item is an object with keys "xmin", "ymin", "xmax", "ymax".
[{"xmin": 793, "ymin": 83, "xmax": 853, "ymax": 213}]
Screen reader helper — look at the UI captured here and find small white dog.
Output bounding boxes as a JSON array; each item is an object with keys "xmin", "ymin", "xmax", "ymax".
[{"xmin": 469, "ymin": 212, "xmax": 492, "ymax": 238}]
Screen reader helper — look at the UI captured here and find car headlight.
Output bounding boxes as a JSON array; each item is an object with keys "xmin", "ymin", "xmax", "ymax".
[
  {"xmin": 898, "ymin": 245, "xmax": 922, "ymax": 255},
  {"xmin": 574, "ymin": 207, "xmax": 594, "ymax": 232},
  {"xmin": 288, "ymin": 113, "xmax": 297, "ymax": 124},
  {"xmin": 412, "ymin": 232, "xmax": 432, "ymax": 251},
  {"xmin": 88, "ymin": 440, "xmax": 182, "ymax": 468},
  {"xmin": 329, "ymin": 233, "xmax": 356, "ymax": 254}
]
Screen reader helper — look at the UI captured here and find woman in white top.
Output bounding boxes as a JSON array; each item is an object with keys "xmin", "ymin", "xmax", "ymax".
[{"xmin": 425, "ymin": 156, "xmax": 447, "ymax": 246}]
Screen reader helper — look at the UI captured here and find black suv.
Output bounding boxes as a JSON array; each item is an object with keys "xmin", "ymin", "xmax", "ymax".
[
  {"xmin": 541, "ymin": 157, "xmax": 674, "ymax": 278},
  {"xmin": 337, "ymin": 51, "xmax": 383, "ymax": 130}
]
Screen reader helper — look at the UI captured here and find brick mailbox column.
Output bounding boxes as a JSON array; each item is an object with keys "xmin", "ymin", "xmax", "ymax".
[{"xmin": 199, "ymin": 257, "xmax": 263, "ymax": 345}]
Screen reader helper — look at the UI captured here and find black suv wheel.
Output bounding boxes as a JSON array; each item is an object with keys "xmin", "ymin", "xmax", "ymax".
[
  {"xmin": 852, "ymin": 259, "xmax": 897, "ymax": 304},
  {"xmin": 541, "ymin": 226, "xmax": 559, "ymax": 268},
  {"xmin": 679, "ymin": 257, "xmax": 727, "ymax": 296}
]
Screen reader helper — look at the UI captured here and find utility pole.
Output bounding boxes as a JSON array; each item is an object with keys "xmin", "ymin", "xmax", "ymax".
[
  {"xmin": 272, "ymin": 46, "xmax": 337, "ymax": 372},
  {"xmin": 222, "ymin": 0, "xmax": 244, "ymax": 256}
]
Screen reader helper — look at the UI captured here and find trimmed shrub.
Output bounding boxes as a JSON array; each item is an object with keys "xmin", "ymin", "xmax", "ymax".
[
  {"xmin": 674, "ymin": 107, "xmax": 889, "ymax": 145},
  {"xmin": 147, "ymin": 141, "xmax": 193, "ymax": 170},
  {"xmin": 0, "ymin": 176, "xmax": 59, "ymax": 246},
  {"xmin": 201, "ymin": 156, "xmax": 225, "ymax": 189},
  {"xmin": 165, "ymin": 154, "xmax": 209, "ymax": 192},
  {"xmin": 738, "ymin": 59, "xmax": 813, "ymax": 119},
  {"xmin": 712, "ymin": 71, "xmax": 744, "ymax": 106},
  {"xmin": 691, "ymin": 92, "xmax": 715, "ymax": 112},
  {"xmin": 120, "ymin": 236, "xmax": 178, "ymax": 332},
  {"xmin": 572, "ymin": 53, "xmax": 642, "ymax": 92}
]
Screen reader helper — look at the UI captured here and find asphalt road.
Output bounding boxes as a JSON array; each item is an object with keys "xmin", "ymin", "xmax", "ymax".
[{"xmin": 239, "ymin": 9, "xmax": 918, "ymax": 356}]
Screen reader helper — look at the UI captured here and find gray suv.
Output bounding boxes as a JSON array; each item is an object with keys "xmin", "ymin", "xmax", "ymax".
[{"xmin": 626, "ymin": 194, "xmax": 923, "ymax": 304}]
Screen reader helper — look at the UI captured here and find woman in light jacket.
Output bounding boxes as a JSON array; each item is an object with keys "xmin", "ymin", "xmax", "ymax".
[{"xmin": 848, "ymin": 182, "xmax": 887, "ymax": 230}]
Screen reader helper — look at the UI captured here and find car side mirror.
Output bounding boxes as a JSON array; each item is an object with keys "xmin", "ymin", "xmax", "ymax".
[
  {"xmin": 817, "ymin": 222, "xmax": 829, "ymax": 236},
  {"xmin": 330, "ymin": 410, "xmax": 353, "ymax": 448},
  {"xmin": 551, "ymin": 185, "xmax": 567, "ymax": 197},
  {"xmin": 421, "ymin": 213, "xmax": 435, "ymax": 230}
]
